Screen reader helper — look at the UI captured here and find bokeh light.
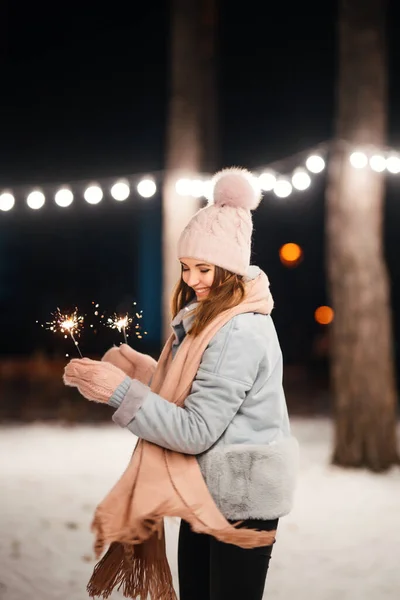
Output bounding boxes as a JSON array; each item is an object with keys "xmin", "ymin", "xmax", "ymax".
[
  {"xmin": 274, "ymin": 179, "xmax": 292, "ymax": 198},
  {"xmin": 137, "ymin": 179, "xmax": 156, "ymax": 198},
  {"xmin": 369, "ymin": 155, "xmax": 386, "ymax": 173},
  {"xmin": 0, "ymin": 192, "xmax": 15, "ymax": 211},
  {"xmin": 292, "ymin": 168, "xmax": 311, "ymax": 191},
  {"xmin": 349, "ymin": 152, "xmax": 368, "ymax": 169},
  {"xmin": 27, "ymin": 190, "xmax": 45, "ymax": 210},
  {"xmin": 279, "ymin": 243, "xmax": 303, "ymax": 267},
  {"xmin": 305, "ymin": 155, "xmax": 325, "ymax": 173},
  {"xmin": 175, "ymin": 178, "xmax": 192, "ymax": 196},
  {"xmin": 315, "ymin": 306, "xmax": 334, "ymax": 325},
  {"xmin": 190, "ymin": 179, "xmax": 205, "ymax": 198},
  {"xmin": 259, "ymin": 171, "xmax": 276, "ymax": 191},
  {"xmin": 111, "ymin": 181, "xmax": 130, "ymax": 201},
  {"xmin": 55, "ymin": 188, "xmax": 74, "ymax": 207},
  {"xmin": 84, "ymin": 185, "xmax": 103, "ymax": 204},
  {"xmin": 386, "ymin": 155, "xmax": 400, "ymax": 174}
]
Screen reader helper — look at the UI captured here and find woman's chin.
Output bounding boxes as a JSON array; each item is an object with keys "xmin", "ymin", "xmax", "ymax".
[{"xmin": 196, "ymin": 291, "xmax": 210, "ymax": 300}]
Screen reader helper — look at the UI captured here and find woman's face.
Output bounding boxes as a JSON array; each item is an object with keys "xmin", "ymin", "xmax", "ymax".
[{"xmin": 180, "ymin": 258, "xmax": 215, "ymax": 300}]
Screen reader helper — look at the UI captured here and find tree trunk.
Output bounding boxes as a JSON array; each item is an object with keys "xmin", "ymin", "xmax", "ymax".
[
  {"xmin": 162, "ymin": 0, "xmax": 218, "ymax": 341},
  {"xmin": 198, "ymin": 0, "xmax": 219, "ymax": 173},
  {"xmin": 326, "ymin": 0, "xmax": 399, "ymax": 471}
]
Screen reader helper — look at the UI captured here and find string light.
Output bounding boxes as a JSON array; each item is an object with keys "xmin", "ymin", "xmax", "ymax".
[
  {"xmin": 8, "ymin": 140, "xmax": 400, "ymax": 213},
  {"xmin": 0, "ymin": 144, "xmax": 329, "ymax": 212},
  {"xmin": 292, "ymin": 168, "xmax": 311, "ymax": 191},
  {"xmin": 350, "ymin": 152, "xmax": 368, "ymax": 169},
  {"xmin": 9, "ymin": 142, "xmax": 387, "ymax": 213},
  {"xmin": 259, "ymin": 171, "xmax": 276, "ymax": 191},
  {"xmin": 274, "ymin": 179, "xmax": 292, "ymax": 198},
  {"xmin": 0, "ymin": 192, "xmax": 15, "ymax": 212},
  {"xmin": 137, "ymin": 179, "xmax": 156, "ymax": 198},
  {"xmin": 386, "ymin": 155, "xmax": 400, "ymax": 174},
  {"xmin": 175, "ymin": 178, "xmax": 192, "ymax": 196},
  {"xmin": 369, "ymin": 155, "xmax": 386, "ymax": 173},
  {"xmin": 190, "ymin": 179, "xmax": 206, "ymax": 198},
  {"xmin": 111, "ymin": 180, "xmax": 130, "ymax": 201},
  {"xmin": 84, "ymin": 184, "xmax": 103, "ymax": 204},
  {"xmin": 27, "ymin": 190, "xmax": 45, "ymax": 210},
  {"xmin": 347, "ymin": 150, "xmax": 400, "ymax": 174},
  {"xmin": 306, "ymin": 155, "xmax": 325, "ymax": 173},
  {"xmin": 175, "ymin": 178, "xmax": 212, "ymax": 199},
  {"xmin": 55, "ymin": 188, "xmax": 74, "ymax": 207}
]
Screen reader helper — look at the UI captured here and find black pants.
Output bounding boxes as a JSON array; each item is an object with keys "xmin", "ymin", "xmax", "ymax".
[{"xmin": 178, "ymin": 518, "xmax": 279, "ymax": 600}]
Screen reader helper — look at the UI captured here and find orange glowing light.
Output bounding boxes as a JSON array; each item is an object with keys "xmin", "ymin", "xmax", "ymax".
[
  {"xmin": 279, "ymin": 243, "xmax": 303, "ymax": 266},
  {"xmin": 315, "ymin": 306, "xmax": 334, "ymax": 325}
]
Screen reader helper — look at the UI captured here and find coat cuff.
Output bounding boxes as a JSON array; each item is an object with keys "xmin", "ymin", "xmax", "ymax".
[
  {"xmin": 111, "ymin": 378, "xmax": 150, "ymax": 427},
  {"xmin": 108, "ymin": 376, "xmax": 132, "ymax": 408}
]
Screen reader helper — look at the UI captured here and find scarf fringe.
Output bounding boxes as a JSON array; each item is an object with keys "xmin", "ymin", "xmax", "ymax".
[
  {"xmin": 87, "ymin": 514, "xmax": 276, "ymax": 600},
  {"xmin": 87, "ymin": 539, "xmax": 177, "ymax": 600},
  {"xmin": 87, "ymin": 542, "xmax": 125, "ymax": 599}
]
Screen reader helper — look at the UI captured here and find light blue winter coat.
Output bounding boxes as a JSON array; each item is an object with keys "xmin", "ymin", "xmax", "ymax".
[{"xmin": 109, "ymin": 267, "xmax": 299, "ymax": 520}]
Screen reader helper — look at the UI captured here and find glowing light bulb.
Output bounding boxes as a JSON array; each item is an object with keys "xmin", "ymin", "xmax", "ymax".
[
  {"xmin": 386, "ymin": 155, "xmax": 400, "ymax": 174},
  {"xmin": 175, "ymin": 179, "xmax": 192, "ymax": 196},
  {"xmin": 84, "ymin": 185, "xmax": 103, "ymax": 204},
  {"xmin": 55, "ymin": 188, "xmax": 74, "ymax": 207},
  {"xmin": 27, "ymin": 190, "xmax": 45, "ymax": 209},
  {"xmin": 274, "ymin": 179, "xmax": 292, "ymax": 198},
  {"xmin": 0, "ymin": 192, "xmax": 15, "ymax": 211},
  {"xmin": 111, "ymin": 181, "xmax": 130, "ymax": 201},
  {"xmin": 292, "ymin": 169, "xmax": 311, "ymax": 191},
  {"xmin": 306, "ymin": 155, "xmax": 325, "ymax": 173},
  {"xmin": 369, "ymin": 155, "xmax": 386, "ymax": 173},
  {"xmin": 349, "ymin": 152, "xmax": 368, "ymax": 169},
  {"xmin": 137, "ymin": 179, "xmax": 156, "ymax": 198},
  {"xmin": 259, "ymin": 171, "xmax": 276, "ymax": 191}
]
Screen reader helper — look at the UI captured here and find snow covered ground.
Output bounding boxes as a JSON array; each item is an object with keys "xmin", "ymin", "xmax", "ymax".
[{"xmin": 0, "ymin": 418, "xmax": 399, "ymax": 600}]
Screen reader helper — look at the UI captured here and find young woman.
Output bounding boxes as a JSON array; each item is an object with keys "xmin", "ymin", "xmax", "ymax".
[{"xmin": 64, "ymin": 168, "xmax": 299, "ymax": 600}]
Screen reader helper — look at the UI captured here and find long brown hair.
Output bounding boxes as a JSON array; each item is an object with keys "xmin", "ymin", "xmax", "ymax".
[{"xmin": 171, "ymin": 266, "xmax": 246, "ymax": 337}]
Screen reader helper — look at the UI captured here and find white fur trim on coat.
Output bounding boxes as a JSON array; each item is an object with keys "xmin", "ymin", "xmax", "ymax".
[{"xmin": 196, "ymin": 436, "xmax": 299, "ymax": 520}]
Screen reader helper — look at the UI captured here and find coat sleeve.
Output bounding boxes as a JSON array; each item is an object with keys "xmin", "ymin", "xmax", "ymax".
[{"xmin": 110, "ymin": 319, "xmax": 263, "ymax": 454}]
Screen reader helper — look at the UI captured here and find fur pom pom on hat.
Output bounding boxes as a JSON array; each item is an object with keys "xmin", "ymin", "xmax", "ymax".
[
  {"xmin": 211, "ymin": 167, "xmax": 262, "ymax": 210},
  {"xmin": 178, "ymin": 167, "xmax": 262, "ymax": 276}
]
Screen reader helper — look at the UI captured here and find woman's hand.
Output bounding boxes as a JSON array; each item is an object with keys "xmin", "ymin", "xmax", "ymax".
[
  {"xmin": 102, "ymin": 344, "xmax": 157, "ymax": 384},
  {"xmin": 101, "ymin": 344, "xmax": 138, "ymax": 378},
  {"xmin": 63, "ymin": 358, "xmax": 127, "ymax": 403}
]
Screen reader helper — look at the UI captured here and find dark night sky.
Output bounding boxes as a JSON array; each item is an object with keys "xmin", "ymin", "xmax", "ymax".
[{"xmin": 0, "ymin": 0, "xmax": 399, "ymax": 370}]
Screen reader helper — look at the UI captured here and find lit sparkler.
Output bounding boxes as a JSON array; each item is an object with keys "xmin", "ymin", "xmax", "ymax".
[
  {"xmin": 44, "ymin": 308, "xmax": 84, "ymax": 357},
  {"xmin": 107, "ymin": 313, "xmax": 132, "ymax": 344},
  {"xmin": 91, "ymin": 300, "xmax": 147, "ymax": 344}
]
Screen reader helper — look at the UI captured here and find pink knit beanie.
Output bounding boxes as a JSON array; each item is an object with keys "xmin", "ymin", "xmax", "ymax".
[{"xmin": 177, "ymin": 167, "xmax": 262, "ymax": 276}]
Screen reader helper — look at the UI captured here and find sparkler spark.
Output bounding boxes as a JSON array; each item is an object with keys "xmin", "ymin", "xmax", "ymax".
[
  {"xmin": 107, "ymin": 314, "xmax": 132, "ymax": 344},
  {"xmin": 44, "ymin": 308, "xmax": 84, "ymax": 357},
  {"xmin": 91, "ymin": 301, "xmax": 147, "ymax": 344}
]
